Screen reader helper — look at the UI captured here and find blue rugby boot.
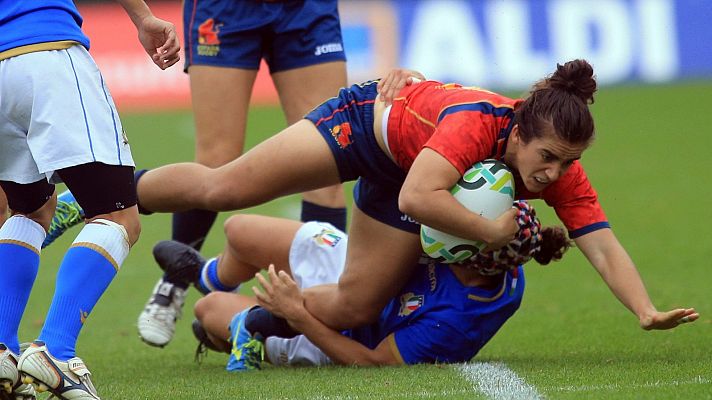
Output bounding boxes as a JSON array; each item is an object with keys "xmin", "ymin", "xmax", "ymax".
[
  {"xmin": 43, "ymin": 190, "xmax": 84, "ymax": 248},
  {"xmin": 226, "ymin": 309, "xmax": 264, "ymax": 372}
]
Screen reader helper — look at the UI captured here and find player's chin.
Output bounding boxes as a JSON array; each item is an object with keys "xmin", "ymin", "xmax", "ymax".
[{"xmin": 524, "ymin": 178, "xmax": 547, "ymax": 193}]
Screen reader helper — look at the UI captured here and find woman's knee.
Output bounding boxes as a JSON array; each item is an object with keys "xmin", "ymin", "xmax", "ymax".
[
  {"xmin": 223, "ymin": 214, "xmax": 262, "ymax": 254},
  {"xmin": 93, "ymin": 207, "xmax": 141, "ymax": 246},
  {"xmin": 194, "ymin": 293, "xmax": 219, "ymax": 322},
  {"xmin": 224, "ymin": 214, "xmax": 249, "ymax": 240},
  {"xmin": 0, "ymin": 180, "xmax": 56, "ymax": 230}
]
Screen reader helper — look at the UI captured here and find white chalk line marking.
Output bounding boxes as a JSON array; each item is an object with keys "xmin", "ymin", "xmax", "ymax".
[{"xmin": 458, "ymin": 362, "xmax": 544, "ymax": 399}]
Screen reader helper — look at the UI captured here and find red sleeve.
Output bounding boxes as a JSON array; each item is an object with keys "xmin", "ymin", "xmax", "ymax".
[
  {"xmin": 541, "ymin": 162, "xmax": 609, "ymax": 238},
  {"xmin": 423, "ymin": 112, "xmax": 497, "ymax": 174}
]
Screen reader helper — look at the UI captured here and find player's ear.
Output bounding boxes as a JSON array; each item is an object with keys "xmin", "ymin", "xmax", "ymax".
[{"xmin": 510, "ymin": 125, "xmax": 521, "ymax": 145}]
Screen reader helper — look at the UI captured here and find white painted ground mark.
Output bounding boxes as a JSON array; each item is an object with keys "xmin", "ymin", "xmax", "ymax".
[{"xmin": 458, "ymin": 362, "xmax": 543, "ymax": 400}]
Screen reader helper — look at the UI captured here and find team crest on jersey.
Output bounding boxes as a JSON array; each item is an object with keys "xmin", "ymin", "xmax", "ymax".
[
  {"xmin": 312, "ymin": 227, "xmax": 342, "ymax": 248},
  {"xmin": 397, "ymin": 292, "xmax": 424, "ymax": 316},
  {"xmin": 197, "ymin": 18, "xmax": 221, "ymax": 56},
  {"xmin": 80, "ymin": 309, "xmax": 89, "ymax": 324},
  {"xmin": 330, "ymin": 122, "xmax": 353, "ymax": 149}
]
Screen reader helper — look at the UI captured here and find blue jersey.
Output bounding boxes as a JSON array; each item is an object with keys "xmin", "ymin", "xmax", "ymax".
[
  {"xmin": 0, "ymin": 0, "xmax": 89, "ymax": 53},
  {"xmin": 346, "ymin": 263, "xmax": 524, "ymax": 364}
]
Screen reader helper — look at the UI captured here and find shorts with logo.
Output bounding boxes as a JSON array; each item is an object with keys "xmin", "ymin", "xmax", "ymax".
[
  {"xmin": 0, "ymin": 44, "xmax": 134, "ymax": 184},
  {"xmin": 184, "ymin": 0, "xmax": 346, "ymax": 73},
  {"xmin": 304, "ymin": 80, "xmax": 420, "ymax": 234},
  {"xmin": 289, "ymin": 221, "xmax": 347, "ymax": 288}
]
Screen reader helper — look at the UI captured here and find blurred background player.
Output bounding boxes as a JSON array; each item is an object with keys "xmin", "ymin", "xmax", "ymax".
[
  {"xmin": 136, "ymin": 0, "xmax": 351, "ymax": 349},
  {"xmin": 0, "ymin": 0, "xmax": 179, "ymax": 398},
  {"xmin": 154, "ymin": 202, "xmax": 573, "ymax": 369}
]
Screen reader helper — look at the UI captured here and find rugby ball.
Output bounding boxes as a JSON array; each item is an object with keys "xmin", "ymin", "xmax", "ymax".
[{"xmin": 420, "ymin": 159, "xmax": 514, "ymax": 263}]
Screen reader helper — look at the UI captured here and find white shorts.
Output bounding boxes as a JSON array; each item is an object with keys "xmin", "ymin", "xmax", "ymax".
[
  {"xmin": 289, "ymin": 221, "xmax": 347, "ymax": 289},
  {"xmin": 0, "ymin": 45, "xmax": 134, "ymax": 184},
  {"xmin": 265, "ymin": 221, "xmax": 348, "ymax": 367}
]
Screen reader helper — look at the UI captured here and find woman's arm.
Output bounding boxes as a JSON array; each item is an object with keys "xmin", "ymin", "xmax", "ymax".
[
  {"xmin": 254, "ymin": 265, "xmax": 400, "ymax": 366},
  {"xmin": 115, "ymin": 0, "xmax": 181, "ymax": 69},
  {"xmin": 399, "ymin": 148, "xmax": 518, "ymax": 250},
  {"xmin": 575, "ymin": 228, "xmax": 698, "ymax": 329}
]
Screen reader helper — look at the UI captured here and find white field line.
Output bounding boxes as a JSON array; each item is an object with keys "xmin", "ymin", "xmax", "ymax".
[
  {"xmin": 304, "ymin": 388, "xmax": 473, "ymax": 400},
  {"xmin": 300, "ymin": 368, "xmax": 709, "ymax": 400},
  {"xmin": 552, "ymin": 375, "xmax": 711, "ymax": 393},
  {"xmin": 458, "ymin": 362, "xmax": 544, "ymax": 399}
]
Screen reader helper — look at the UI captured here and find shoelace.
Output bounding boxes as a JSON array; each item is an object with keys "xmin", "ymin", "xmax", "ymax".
[
  {"xmin": 165, "ymin": 250, "xmax": 204, "ymax": 285},
  {"xmin": 47, "ymin": 201, "xmax": 82, "ymax": 237},
  {"xmin": 194, "ymin": 342, "xmax": 209, "ymax": 364},
  {"xmin": 242, "ymin": 339, "xmax": 265, "ymax": 369}
]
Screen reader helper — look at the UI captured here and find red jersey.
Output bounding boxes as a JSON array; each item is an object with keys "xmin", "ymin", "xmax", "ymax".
[{"xmin": 386, "ymin": 81, "xmax": 608, "ymax": 237}]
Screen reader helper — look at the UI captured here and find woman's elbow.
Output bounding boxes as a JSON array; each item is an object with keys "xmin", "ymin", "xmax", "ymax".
[{"xmin": 398, "ymin": 188, "xmax": 423, "ymax": 218}]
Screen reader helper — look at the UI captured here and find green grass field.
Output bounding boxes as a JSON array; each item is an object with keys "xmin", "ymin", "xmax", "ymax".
[{"xmin": 20, "ymin": 81, "xmax": 712, "ymax": 399}]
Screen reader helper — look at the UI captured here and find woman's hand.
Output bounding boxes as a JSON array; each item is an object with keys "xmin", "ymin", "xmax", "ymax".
[
  {"xmin": 639, "ymin": 308, "xmax": 699, "ymax": 330},
  {"xmin": 135, "ymin": 15, "xmax": 181, "ymax": 69},
  {"xmin": 253, "ymin": 264, "xmax": 309, "ymax": 321},
  {"xmin": 377, "ymin": 68, "xmax": 426, "ymax": 105},
  {"xmin": 482, "ymin": 208, "xmax": 519, "ymax": 251}
]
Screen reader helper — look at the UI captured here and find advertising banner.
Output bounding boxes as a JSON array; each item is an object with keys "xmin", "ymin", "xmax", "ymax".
[{"xmin": 78, "ymin": 0, "xmax": 712, "ymax": 111}]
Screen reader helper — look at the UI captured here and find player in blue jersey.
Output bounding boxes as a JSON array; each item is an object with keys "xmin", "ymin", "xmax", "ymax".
[
  {"xmin": 0, "ymin": 1, "xmax": 179, "ymax": 399},
  {"xmin": 134, "ymin": 0, "xmax": 352, "ymax": 349},
  {"xmin": 168, "ymin": 201, "xmax": 571, "ymax": 368}
]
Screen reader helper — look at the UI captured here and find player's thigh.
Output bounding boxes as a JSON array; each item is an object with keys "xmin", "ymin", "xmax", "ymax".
[
  {"xmin": 272, "ymin": 62, "xmax": 348, "ymax": 206},
  {"xmin": 208, "ymin": 119, "xmax": 341, "ymax": 208},
  {"xmin": 223, "ymin": 214, "xmax": 302, "ymax": 272},
  {"xmin": 336, "ymin": 207, "xmax": 422, "ymax": 315},
  {"xmin": 189, "ymin": 66, "xmax": 258, "ymax": 166},
  {"xmin": 272, "ymin": 61, "xmax": 348, "ymax": 124}
]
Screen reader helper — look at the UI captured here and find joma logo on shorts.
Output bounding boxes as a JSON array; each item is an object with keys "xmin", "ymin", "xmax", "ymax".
[
  {"xmin": 400, "ymin": 214, "xmax": 420, "ymax": 225},
  {"xmin": 314, "ymin": 43, "xmax": 343, "ymax": 56}
]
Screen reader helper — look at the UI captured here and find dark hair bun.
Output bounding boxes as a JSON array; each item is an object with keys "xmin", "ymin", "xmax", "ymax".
[{"xmin": 549, "ymin": 59, "xmax": 597, "ymax": 104}]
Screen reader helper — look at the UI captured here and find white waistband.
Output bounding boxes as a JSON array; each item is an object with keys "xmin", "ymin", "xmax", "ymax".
[{"xmin": 381, "ymin": 104, "xmax": 394, "ymax": 159}]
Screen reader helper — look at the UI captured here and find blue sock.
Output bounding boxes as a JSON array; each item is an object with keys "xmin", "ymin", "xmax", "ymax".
[
  {"xmin": 300, "ymin": 200, "xmax": 347, "ymax": 232},
  {"xmin": 0, "ymin": 216, "xmax": 45, "ymax": 354},
  {"xmin": 167, "ymin": 209, "xmax": 218, "ymax": 289},
  {"xmin": 39, "ymin": 220, "xmax": 129, "ymax": 360},
  {"xmin": 197, "ymin": 257, "xmax": 238, "ymax": 294},
  {"xmin": 245, "ymin": 306, "xmax": 298, "ymax": 339},
  {"xmin": 171, "ymin": 209, "xmax": 218, "ymax": 251}
]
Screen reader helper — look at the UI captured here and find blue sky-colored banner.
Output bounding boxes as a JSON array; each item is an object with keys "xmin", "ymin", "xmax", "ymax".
[{"xmin": 341, "ymin": 0, "xmax": 712, "ymax": 89}]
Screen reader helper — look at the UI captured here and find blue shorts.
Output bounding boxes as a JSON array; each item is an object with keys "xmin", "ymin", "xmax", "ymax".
[
  {"xmin": 184, "ymin": 0, "xmax": 346, "ymax": 73},
  {"xmin": 304, "ymin": 81, "xmax": 420, "ymax": 234}
]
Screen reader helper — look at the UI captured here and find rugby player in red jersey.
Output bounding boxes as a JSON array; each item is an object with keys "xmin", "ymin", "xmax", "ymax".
[{"xmin": 52, "ymin": 61, "xmax": 700, "ymax": 346}]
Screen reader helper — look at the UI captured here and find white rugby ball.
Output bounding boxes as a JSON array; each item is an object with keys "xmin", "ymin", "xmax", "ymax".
[{"xmin": 420, "ymin": 159, "xmax": 515, "ymax": 263}]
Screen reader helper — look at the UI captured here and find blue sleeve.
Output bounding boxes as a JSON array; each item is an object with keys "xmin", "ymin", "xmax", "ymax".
[{"xmin": 392, "ymin": 320, "xmax": 478, "ymax": 364}]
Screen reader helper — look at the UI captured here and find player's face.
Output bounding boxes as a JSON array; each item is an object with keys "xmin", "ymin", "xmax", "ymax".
[{"xmin": 505, "ymin": 126, "xmax": 588, "ymax": 193}]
